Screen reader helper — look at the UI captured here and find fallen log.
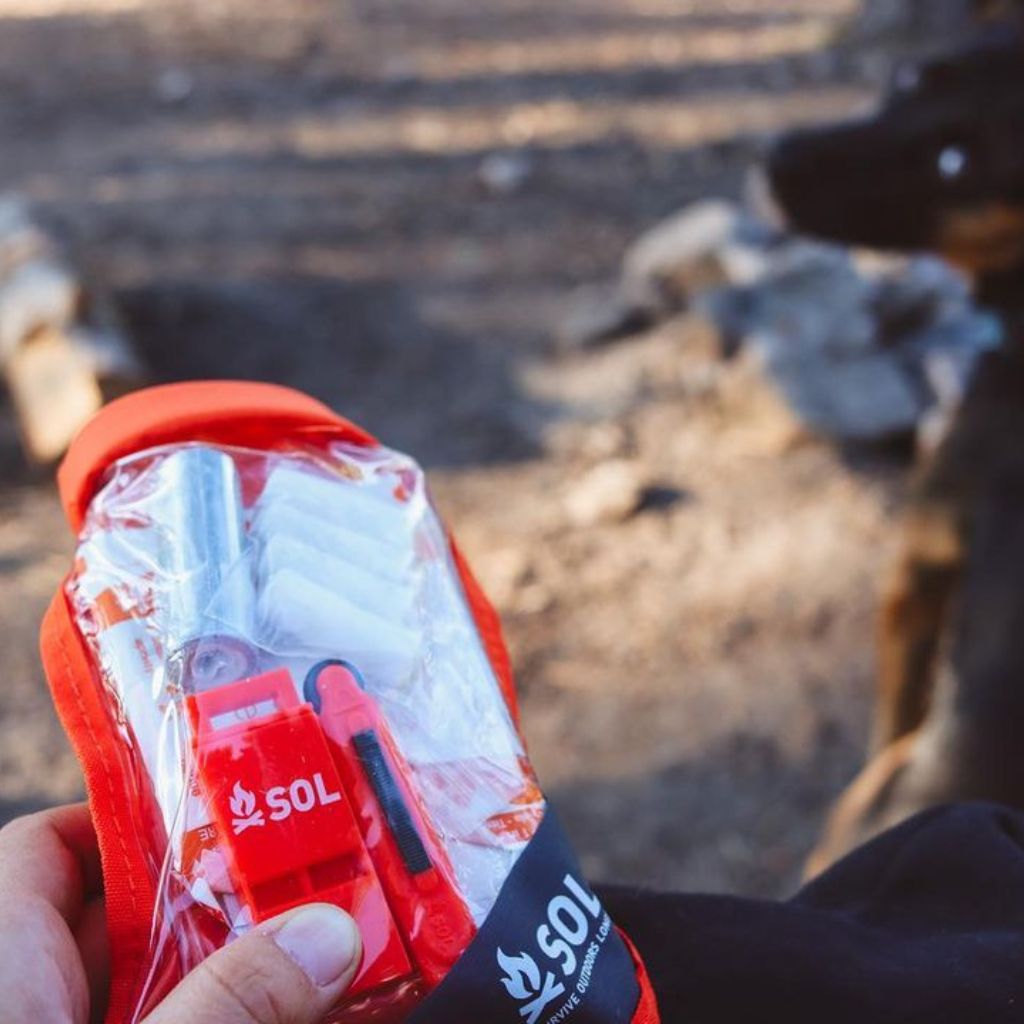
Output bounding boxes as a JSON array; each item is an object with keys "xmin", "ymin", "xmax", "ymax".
[{"xmin": 0, "ymin": 196, "xmax": 143, "ymax": 462}]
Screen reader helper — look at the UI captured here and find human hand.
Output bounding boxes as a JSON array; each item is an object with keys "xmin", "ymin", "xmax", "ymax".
[{"xmin": 0, "ymin": 803, "xmax": 362, "ymax": 1023}]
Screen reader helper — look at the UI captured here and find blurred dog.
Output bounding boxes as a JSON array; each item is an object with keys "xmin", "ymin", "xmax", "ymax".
[{"xmin": 765, "ymin": 28, "xmax": 1024, "ymax": 874}]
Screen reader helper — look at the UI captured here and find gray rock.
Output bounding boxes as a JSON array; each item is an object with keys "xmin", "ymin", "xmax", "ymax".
[
  {"xmin": 479, "ymin": 152, "xmax": 533, "ymax": 196},
  {"xmin": 700, "ymin": 234, "xmax": 997, "ymax": 442},
  {"xmin": 559, "ymin": 200, "xmax": 782, "ymax": 350},
  {"xmin": 621, "ymin": 200, "xmax": 780, "ymax": 313},
  {"xmin": 568, "ymin": 196, "xmax": 1001, "ymax": 443},
  {"xmin": 154, "ymin": 67, "xmax": 194, "ymax": 105},
  {"xmin": 558, "ymin": 283, "xmax": 654, "ymax": 351},
  {"xmin": 752, "ymin": 338, "xmax": 925, "ymax": 441},
  {"xmin": 564, "ymin": 460, "xmax": 649, "ymax": 528}
]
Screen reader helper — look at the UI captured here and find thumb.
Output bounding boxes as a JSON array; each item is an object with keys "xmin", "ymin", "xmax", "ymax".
[{"xmin": 142, "ymin": 904, "xmax": 362, "ymax": 1024}]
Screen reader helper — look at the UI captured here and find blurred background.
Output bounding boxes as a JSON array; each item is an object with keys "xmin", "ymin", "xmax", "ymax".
[{"xmin": 0, "ymin": 0, "xmax": 983, "ymax": 897}]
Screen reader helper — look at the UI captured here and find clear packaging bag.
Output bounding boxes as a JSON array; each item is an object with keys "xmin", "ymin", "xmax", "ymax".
[{"xmin": 67, "ymin": 439, "xmax": 544, "ymax": 1020}]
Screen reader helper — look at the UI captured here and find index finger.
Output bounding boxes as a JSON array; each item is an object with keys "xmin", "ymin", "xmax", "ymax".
[{"xmin": 0, "ymin": 803, "xmax": 102, "ymax": 923}]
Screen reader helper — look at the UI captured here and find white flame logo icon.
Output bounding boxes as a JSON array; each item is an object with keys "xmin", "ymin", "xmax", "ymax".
[
  {"xmin": 497, "ymin": 948, "xmax": 565, "ymax": 1024},
  {"xmin": 498, "ymin": 948, "xmax": 540, "ymax": 1001},
  {"xmin": 230, "ymin": 781, "xmax": 265, "ymax": 834}
]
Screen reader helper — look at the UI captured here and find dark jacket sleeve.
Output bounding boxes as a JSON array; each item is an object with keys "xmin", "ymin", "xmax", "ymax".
[{"xmin": 599, "ymin": 803, "xmax": 1024, "ymax": 1023}]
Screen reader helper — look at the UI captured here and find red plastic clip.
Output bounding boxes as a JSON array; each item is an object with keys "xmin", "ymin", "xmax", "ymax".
[
  {"xmin": 186, "ymin": 669, "xmax": 412, "ymax": 996},
  {"xmin": 306, "ymin": 660, "xmax": 477, "ymax": 988}
]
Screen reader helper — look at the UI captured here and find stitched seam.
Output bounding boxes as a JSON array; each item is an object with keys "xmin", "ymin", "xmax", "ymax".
[{"xmin": 55, "ymin": 607, "xmax": 141, "ymax": 917}]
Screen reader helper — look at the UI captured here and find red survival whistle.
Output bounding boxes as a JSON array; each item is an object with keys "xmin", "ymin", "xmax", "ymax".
[
  {"xmin": 186, "ymin": 669, "xmax": 411, "ymax": 997},
  {"xmin": 187, "ymin": 661, "xmax": 476, "ymax": 1003}
]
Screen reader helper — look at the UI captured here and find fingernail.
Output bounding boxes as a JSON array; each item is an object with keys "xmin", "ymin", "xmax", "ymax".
[{"xmin": 267, "ymin": 904, "xmax": 361, "ymax": 988}]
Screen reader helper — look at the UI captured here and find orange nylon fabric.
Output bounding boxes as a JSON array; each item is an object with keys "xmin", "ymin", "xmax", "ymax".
[
  {"xmin": 40, "ymin": 591, "xmax": 159, "ymax": 1024},
  {"xmin": 42, "ymin": 381, "xmax": 658, "ymax": 1024},
  {"xmin": 57, "ymin": 380, "xmax": 375, "ymax": 533}
]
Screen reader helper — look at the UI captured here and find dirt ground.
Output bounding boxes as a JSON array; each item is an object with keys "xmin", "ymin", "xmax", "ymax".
[{"xmin": 0, "ymin": 0, "xmax": 909, "ymax": 898}]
